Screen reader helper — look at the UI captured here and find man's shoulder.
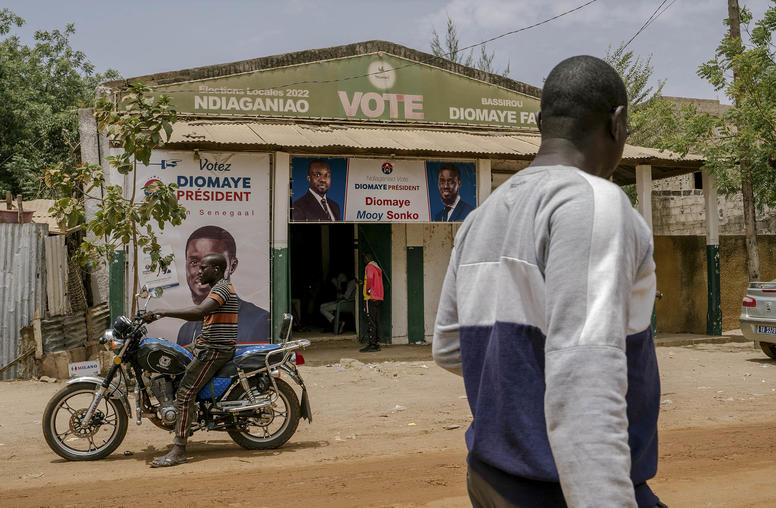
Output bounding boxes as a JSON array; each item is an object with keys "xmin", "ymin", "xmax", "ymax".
[{"xmin": 293, "ymin": 191, "xmax": 314, "ymax": 206}]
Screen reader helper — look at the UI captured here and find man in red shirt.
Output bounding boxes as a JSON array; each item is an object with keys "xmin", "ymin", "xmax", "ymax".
[{"xmin": 360, "ymin": 252, "xmax": 384, "ymax": 352}]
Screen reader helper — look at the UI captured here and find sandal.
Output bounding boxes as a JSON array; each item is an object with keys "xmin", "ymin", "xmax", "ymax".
[{"xmin": 150, "ymin": 455, "xmax": 188, "ymax": 468}]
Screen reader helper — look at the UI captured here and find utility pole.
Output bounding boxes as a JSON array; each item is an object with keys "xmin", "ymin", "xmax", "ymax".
[{"xmin": 728, "ymin": 0, "xmax": 761, "ymax": 281}]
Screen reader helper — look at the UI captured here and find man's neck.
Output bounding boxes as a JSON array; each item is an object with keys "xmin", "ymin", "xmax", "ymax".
[
  {"xmin": 308, "ymin": 188, "xmax": 326, "ymax": 200},
  {"xmin": 442, "ymin": 194, "xmax": 460, "ymax": 210},
  {"xmin": 531, "ymin": 137, "xmax": 606, "ymax": 178}
]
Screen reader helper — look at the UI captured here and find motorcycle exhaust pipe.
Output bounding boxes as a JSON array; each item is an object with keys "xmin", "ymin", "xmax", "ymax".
[{"xmin": 220, "ymin": 397, "xmax": 276, "ymax": 413}]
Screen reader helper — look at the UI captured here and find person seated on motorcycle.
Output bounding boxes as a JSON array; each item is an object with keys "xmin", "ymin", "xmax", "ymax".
[{"xmin": 144, "ymin": 252, "xmax": 238, "ymax": 467}]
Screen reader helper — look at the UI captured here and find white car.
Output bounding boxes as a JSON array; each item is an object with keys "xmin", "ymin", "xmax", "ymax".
[{"xmin": 740, "ymin": 279, "xmax": 776, "ymax": 358}]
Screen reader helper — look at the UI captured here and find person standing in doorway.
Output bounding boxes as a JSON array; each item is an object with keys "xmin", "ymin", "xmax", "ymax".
[
  {"xmin": 360, "ymin": 253, "xmax": 383, "ymax": 352},
  {"xmin": 433, "ymin": 55, "xmax": 664, "ymax": 507}
]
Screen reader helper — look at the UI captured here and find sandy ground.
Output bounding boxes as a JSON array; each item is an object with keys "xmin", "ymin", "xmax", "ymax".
[{"xmin": 2, "ymin": 340, "xmax": 776, "ymax": 507}]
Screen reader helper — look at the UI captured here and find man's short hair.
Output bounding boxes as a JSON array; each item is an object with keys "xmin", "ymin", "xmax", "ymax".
[
  {"xmin": 540, "ymin": 55, "xmax": 628, "ymax": 142},
  {"xmin": 202, "ymin": 253, "xmax": 228, "ymax": 272},
  {"xmin": 438, "ymin": 163, "xmax": 461, "ymax": 180},
  {"xmin": 185, "ymin": 225, "xmax": 237, "ymax": 258},
  {"xmin": 308, "ymin": 158, "xmax": 330, "ymax": 176}
]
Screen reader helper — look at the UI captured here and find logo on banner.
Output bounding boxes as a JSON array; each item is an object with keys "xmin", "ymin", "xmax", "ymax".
[
  {"xmin": 143, "ymin": 178, "xmax": 163, "ymax": 196},
  {"xmin": 368, "ymin": 61, "xmax": 396, "ymax": 90},
  {"xmin": 381, "ymin": 162, "xmax": 393, "ymax": 175},
  {"xmin": 147, "ymin": 159, "xmax": 181, "ymax": 170}
]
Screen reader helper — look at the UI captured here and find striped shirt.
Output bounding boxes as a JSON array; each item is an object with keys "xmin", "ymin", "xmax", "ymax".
[{"xmin": 198, "ymin": 278, "xmax": 238, "ymax": 348}]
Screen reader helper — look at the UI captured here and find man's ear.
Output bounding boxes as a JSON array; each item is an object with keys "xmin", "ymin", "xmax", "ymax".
[
  {"xmin": 229, "ymin": 258, "xmax": 238, "ymax": 276},
  {"xmin": 611, "ymin": 105, "xmax": 626, "ymax": 142},
  {"xmin": 536, "ymin": 110, "xmax": 542, "ymax": 133}
]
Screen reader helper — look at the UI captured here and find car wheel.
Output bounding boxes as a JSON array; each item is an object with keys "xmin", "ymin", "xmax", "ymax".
[{"xmin": 760, "ymin": 342, "xmax": 776, "ymax": 359}]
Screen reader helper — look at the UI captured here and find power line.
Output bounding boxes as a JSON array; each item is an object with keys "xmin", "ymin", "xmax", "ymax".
[
  {"xmin": 622, "ymin": 0, "xmax": 679, "ymax": 50},
  {"xmin": 134, "ymin": 0, "xmax": 600, "ymax": 95}
]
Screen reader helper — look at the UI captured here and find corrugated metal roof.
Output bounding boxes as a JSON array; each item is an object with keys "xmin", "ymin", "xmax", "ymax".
[
  {"xmin": 0, "ymin": 224, "xmax": 46, "ymax": 379},
  {"xmin": 5, "ymin": 199, "xmax": 75, "ymax": 235},
  {"xmin": 166, "ymin": 121, "xmax": 702, "ymax": 165}
]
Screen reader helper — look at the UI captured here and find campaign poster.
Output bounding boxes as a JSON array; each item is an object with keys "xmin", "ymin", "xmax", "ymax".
[
  {"xmin": 290, "ymin": 157, "xmax": 348, "ymax": 221},
  {"xmin": 344, "ymin": 158, "xmax": 431, "ymax": 222},
  {"xmin": 289, "ymin": 157, "xmax": 477, "ymax": 223},
  {"xmin": 132, "ymin": 150, "xmax": 271, "ymax": 345},
  {"xmin": 425, "ymin": 161, "xmax": 477, "ymax": 223}
]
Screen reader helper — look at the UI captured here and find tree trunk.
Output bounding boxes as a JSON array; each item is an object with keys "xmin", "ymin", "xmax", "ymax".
[{"xmin": 728, "ymin": 0, "xmax": 760, "ymax": 280}]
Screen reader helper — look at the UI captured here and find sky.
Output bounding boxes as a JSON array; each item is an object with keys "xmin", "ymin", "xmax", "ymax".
[{"xmin": 3, "ymin": 0, "xmax": 773, "ymax": 104}]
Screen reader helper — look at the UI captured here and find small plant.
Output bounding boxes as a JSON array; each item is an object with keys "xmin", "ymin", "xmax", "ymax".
[{"xmin": 46, "ymin": 83, "xmax": 186, "ymax": 311}]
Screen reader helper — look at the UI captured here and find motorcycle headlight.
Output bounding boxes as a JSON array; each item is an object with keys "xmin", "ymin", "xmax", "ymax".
[
  {"xmin": 101, "ymin": 329, "xmax": 125, "ymax": 351},
  {"xmin": 101, "ymin": 329, "xmax": 114, "ymax": 344},
  {"xmin": 109, "ymin": 337, "xmax": 125, "ymax": 351}
]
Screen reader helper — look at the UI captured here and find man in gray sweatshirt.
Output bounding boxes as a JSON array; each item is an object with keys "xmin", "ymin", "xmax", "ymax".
[{"xmin": 433, "ymin": 55, "xmax": 664, "ymax": 507}]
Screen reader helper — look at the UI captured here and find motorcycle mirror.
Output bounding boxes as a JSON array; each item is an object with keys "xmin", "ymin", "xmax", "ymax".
[
  {"xmin": 279, "ymin": 313, "xmax": 293, "ymax": 344},
  {"xmin": 136, "ymin": 284, "xmax": 150, "ymax": 299}
]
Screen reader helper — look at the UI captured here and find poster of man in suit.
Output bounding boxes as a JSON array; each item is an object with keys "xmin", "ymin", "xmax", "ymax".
[
  {"xmin": 291, "ymin": 157, "xmax": 347, "ymax": 221},
  {"xmin": 426, "ymin": 161, "xmax": 477, "ymax": 222}
]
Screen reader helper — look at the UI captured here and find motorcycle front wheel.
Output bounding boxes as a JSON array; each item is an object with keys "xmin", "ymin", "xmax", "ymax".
[
  {"xmin": 42, "ymin": 382, "xmax": 129, "ymax": 461},
  {"xmin": 226, "ymin": 378, "xmax": 300, "ymax": 450}
]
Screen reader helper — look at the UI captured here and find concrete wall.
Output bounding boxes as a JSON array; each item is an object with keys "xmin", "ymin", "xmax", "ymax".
[
  {"xmin": 423, "ymin": 224, "xmax": 457, "ymax": 341},
  {"xmin": 651, "ymin": 173, "xmax": 776, "ymax": 236},
  {"xmin": 654, "ymin": 235, "xmax": 776, "ymax": 333},
  {"xmin": 391, "ymin": 224, "xmax": 408, "ymax": 344}
]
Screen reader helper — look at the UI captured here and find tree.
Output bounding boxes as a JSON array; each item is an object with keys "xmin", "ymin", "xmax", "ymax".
[
  {"xmin": 431, "ymin": 15, "xmax": 510, "ymax": 77},
  {"xmin": 695, "ymin": 1, "xmax": 775, "ymax": 281},
  {"xmin": 0, "ymin": 9, "xmax": 119, "ymax": 199},
  {"xmin": 45, "ymin": 84, "xmax": 186, "ymax": 312}
]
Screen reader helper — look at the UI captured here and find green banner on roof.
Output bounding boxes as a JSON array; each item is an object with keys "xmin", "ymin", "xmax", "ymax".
[{"xmin": 149, "ymin": 53, "xmax": 539, "ymax": 128}]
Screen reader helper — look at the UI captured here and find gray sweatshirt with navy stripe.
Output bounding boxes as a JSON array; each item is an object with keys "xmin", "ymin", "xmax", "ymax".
[{"xmin": 433, "ymin": 165, "xmax": 660, "ymax": 507}]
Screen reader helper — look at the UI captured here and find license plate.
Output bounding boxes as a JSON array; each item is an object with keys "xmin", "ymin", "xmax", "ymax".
[{"xmin": 757, "ymin": 325, "xmax": 776, "ymax": 335}]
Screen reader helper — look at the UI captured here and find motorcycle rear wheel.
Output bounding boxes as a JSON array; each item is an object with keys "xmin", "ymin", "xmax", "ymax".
[
  {"xmin": 226, "ymin": 378, "xmax": 300, "ymax": 450},
  {"xmin": 42, "ymin": 382, "xmax": 129, "ymax": 461}
]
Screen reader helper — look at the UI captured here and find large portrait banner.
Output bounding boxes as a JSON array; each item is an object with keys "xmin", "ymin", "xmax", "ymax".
[
  {"xmin": 133, "ymin": 150, "xmax": 271, "ymax": 346},
  {"xmin": 290, "ymin": 156, "xmax": 476, "ymax": 223}
]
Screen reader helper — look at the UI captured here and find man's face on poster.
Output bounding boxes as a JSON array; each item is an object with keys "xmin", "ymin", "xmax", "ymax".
[
  {"xmin": 438, "ymin": 169, "xmax": 461, "ymax": 206},
  {"xmin": 185, "ymin": 238, "xmax": 237, "ymax": 304},
  {"xmin": 307, "ymin": 161, "xmax": 331, "ymax": 196}
]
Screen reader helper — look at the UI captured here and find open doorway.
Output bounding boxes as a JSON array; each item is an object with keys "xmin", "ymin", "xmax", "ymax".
[{"xmin": 289, "ymin": 224, "xmax": 357, "ymax": 336}]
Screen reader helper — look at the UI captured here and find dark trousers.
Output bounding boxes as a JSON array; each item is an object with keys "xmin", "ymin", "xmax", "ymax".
[
  {"xmin": 173, "ymin": 345, "xmax": 233, "ymax": 446},
  {"xmin": 365, "ymin": 299, "xmax": 381, "ymax": 346},
  {"xmin": 467, "ymin": 467, "xmax": 668, "ymax": 508}
]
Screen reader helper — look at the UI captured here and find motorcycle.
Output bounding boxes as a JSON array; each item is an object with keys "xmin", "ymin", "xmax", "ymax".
[{"xmin": 42, "ymin": 286, "xmax": 312, "ymax": 461}]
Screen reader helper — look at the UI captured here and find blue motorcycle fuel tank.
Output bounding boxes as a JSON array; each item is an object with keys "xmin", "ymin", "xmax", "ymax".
[{"xmin": 138, "ymin": 339, "xmax": 282, "ymax": 400}]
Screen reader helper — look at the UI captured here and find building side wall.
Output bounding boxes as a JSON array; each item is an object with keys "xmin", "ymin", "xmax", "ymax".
[
  {"xmin": 391, "ymin": 224, "xmax": 408, "ymax": 344},
  {"xmin": 654, "ymin": 235, "xmax": 776, "ymax": 333},
  {"xmin": 651, "ymin": 174, "xmax": 776, "ymax": 236}
]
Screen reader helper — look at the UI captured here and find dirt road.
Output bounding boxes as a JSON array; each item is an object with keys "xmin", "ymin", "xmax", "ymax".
[{"xmin": 2, "ymin": 341, "xmax": 776, "ymax": 507}]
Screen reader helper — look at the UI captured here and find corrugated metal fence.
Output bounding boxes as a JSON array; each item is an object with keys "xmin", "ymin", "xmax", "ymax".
[
  {"xmin": 44, "ymin": 235, "xmax": 70, "ymax": 316},
  {"xmin": 0, "ymin": 224, "xmax": 46, "ymax": 380}
]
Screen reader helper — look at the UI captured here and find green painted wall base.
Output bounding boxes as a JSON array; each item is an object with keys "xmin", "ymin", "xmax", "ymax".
[
  {"xmin": 109, "ymin": 250, "xmax": 125, "ymax": 323},
  {"xmin": 406, "ymin": 246, "xmax": 424, "ymax": 343},
  {"xmin": 272, "ymin": 247, "xmax": 289, "ymax": 343},
  {"xmin": 706, "ymin": 244, "xmax": 722, "ymax": 335}
]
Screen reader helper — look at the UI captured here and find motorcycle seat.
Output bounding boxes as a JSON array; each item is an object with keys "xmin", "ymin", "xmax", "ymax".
[{"xmin": 214, "ymin": 344, "xmax": 283, "ymax": 378}]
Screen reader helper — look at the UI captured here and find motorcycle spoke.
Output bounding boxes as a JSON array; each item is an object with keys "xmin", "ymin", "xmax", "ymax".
[
  {"xmin": 56, "ymin": 429, "xmax": 73, "ymax": 441},
  {"xmin": 61, "ymin": 400, "xmax": 79, "ymax": 416},
  {"xmin": 87, "ymin": 435, "xmax": 98, "ymax": 452}
]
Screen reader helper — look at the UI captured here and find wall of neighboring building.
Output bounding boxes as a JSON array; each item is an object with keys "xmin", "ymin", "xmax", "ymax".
[
  {"xmin": 654, "ymin": 235, "xmax": 776, "ymax": 333},
  {"xmin": 652, "ymin": 173, "xmax": 776, "ymax": 236}
]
